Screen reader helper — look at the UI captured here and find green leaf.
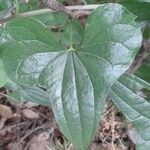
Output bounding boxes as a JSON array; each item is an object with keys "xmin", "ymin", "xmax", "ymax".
[
  {"xmin": 137, "ymin": 0, "xmax": 150, "ymax": 2},
  {"xmin": 135, "ymin": 25, "xmax": 150, "ymax": 83},
  {"xmin": 136, "ymin": 63, "xmax": 150, "ymax": 83},
  {"xmin": 1, "ymin": 4, "xmax": 142, "ymax": 149},
  {"xmin": 142, "ymin": 24, "xmax": 150, "ymax": 40},
  {"xmin": 87, "ymin": 0, "xmax": 150, "ymax": 21},
  {"xmin": 0, "ymin": 57, "xmax": 9, "ymax": 87},
  {"xmin": 8, "ymin": 85, "xmax": 51, "ymax": 106},
  {"xmin": 0, "ymin": 0, "xmax": 13, "ymax": 18},
  {"xmin": 19, "ymin": 0, "xmax": 40, "ymax": 12},
  {"xmin": 119, "ymin": 0, "xmax": 150, "ymax": 21},
  {"xmin": 0, "ymin": 0, "xmax": 13, "ymax": 11},
  {"xmin": 85, "ymin": 0, "xmax": 97, "ymax": 4},
  {"xmin": 0, "ymin": 77, "xmax": 51, "ymax": 106},
  {"xmin": 109, "ymin": 74, "xmax": 150, "ymax": 150},
  {"xmin": 3, "ymin": 17, "xmax": 58, "ymax": 45},
  {"xmin": 0, "ymin": 0, "xmax": 39, "ymax": 14},
  {"xmin": 34, "ymin": 12, "xmax": 69, "ymax": 26}
]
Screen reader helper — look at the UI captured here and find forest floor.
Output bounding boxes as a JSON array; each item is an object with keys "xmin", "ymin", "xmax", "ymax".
[{"xmin": 0, "ymin": 88, "xmax": 135, "ymax": 150}]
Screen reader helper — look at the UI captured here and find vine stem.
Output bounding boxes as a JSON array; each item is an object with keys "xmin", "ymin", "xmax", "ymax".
[{"xmin": 0, "ymin": 4, "xmax": 100, "ymax": 23}]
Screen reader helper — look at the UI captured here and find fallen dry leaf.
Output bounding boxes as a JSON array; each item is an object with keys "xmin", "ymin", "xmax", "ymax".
[
  {"xmin": 128, "ymin": 125, "xmax": 138, "ymax": 144},
  {"xmin": 23, "ymin": 0, "xmax": 29, "ymax": 3},
  {"xmin": 29, "ymin": 132, "xmax": 50, "ymax": 150},
  {"xmin": 0, "ymin": 104, "xmax": 13, "ymax": 118},
  {"xmin": 0, "ymin": 118, "xmax": 7, "ymax": 129},
  {"xmin": 7, "ymin": 142, "xmax": 25, "ymax": 150},
  {"xmin": 25, "ymin": 102, "xmax": 39, "ymax": 108},
  {"xmin": 22, "ymin": 109, "xmax": 39, "ymax": 119},
  {"xmin": 90, "ymin": 142, "xmax": 103, "ymax": 150},
  {"xmin": 0, "ymin": 104, "xmax": 13, "ymax": 129}
]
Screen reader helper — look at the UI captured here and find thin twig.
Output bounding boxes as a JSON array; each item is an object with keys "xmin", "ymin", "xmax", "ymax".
[
  {"xmin": 16, "ymin": 104, "xmax": 21, "ymax": 150},
  {"xmin": 0, "ymin": 4, "xmax": 100, "ymax": 23},
  {"xmin": 115, "ymin": 131, "xmax": 126, "ymax": 150},
  {"xmin": 101, "ymin": 107, "xmax": 113, "ymax": 119},
  {"xmin": 43, "ymin": 0, "xmax": 74, "ymax": 17},
  {"xmin": 111, "ymin": 106, "xmax": 115, "ymax": 150},
  {"xmin": 15, "ymin": 123, "xmax": 50, "ymax": 149}
]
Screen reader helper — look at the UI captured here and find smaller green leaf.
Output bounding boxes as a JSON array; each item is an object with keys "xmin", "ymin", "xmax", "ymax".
[
  {"xmin": 19, "ymin": 0, "xmax": 39, "ymax": 12},
  {"xmin": 4, "ymin": 17, "xmax": 59, "ymax": 46},
  {"xmin": 8, "ymin": 85, "xmax": 51, "ymax": 106},
  {"xmin": 109, "ymin": 74, "xmax": 150, "ymax": 150},
  {"xmin": 34, "ymin": 12, "xmax": 69, "ymax": 26},
  {"xmin": 136, "ymin": 54, "xmax": 150, "ymax": 83},
  {"xmin": 143, "ymin": 24, "xmax": 150, "ymax": 40},
  {"xmin": 0, "ymin": 57, "xmax": 10, "ymax": 87},
  {"xmin": 136, "ymin": 64, "xmax": 150, "ymax": 83}
]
